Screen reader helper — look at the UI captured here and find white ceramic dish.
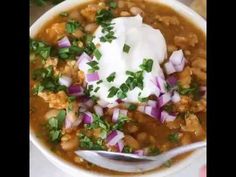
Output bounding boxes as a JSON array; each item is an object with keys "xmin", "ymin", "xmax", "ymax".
[{"xmin": 30, "ymin": 0, "xmax": 206, "ymax": 177}]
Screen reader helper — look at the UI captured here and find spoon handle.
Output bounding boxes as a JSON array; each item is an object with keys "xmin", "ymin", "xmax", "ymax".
[{"xmin": 149, "ymin": 141, "xmax": 206, "ymax": 161}]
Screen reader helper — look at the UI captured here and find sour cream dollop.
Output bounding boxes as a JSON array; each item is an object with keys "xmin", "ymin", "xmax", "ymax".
[{"xmin": 83, "ymin": 15, "xmax": 167, "ymax": 104}]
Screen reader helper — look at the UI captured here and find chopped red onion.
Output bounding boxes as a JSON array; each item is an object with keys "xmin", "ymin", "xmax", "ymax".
[
  {"xmin": 170, "ymin": 50, "xmax": 184, "ymax": 66},
  {"xmin": 86, "ymin": 72, "xmax": 100, "ymax": 82},
  {"xmin": 164, "ymin": 62, "xmax": 176, "ymax": 75},
  {"xmin": 112, "ymin": 108, "xmax": 120, "ymax": 123},
  {"xmin": 166, "ymin": 76, "xmax": 177, "ymax": 87},
  {"xmin": 134, "ymin": 150, "xmax": 144, "ymax": 156},
  {"xmin": 120, "ymin": 109, "xmax": 128, "ymax": 116},
  {"xmin": 65, "ymin": 112, "xmax": 82, "ymax": 129},
  {"xmin": 68, "ymin": 85, "xmax": 84, "ymax": 96},
  {"xmin": 156, "ymin": 76, "xmax": 167, "ymax": 93},
  {"xmin": 76, "ymin": 52, "xmax": 91, "ymax": 72},
  {"xmin": 115, "ymin": 140, "xmax": 124, "ymax": 152},
  {"xmin": 59, "ymin": 75, "xmax": 72, "ymax": 87},
  {"xmin": 147, "ymin": 100, "xmax": 158, "ymax": 107},
  {"xmin": 160, "ymin": 111, "xmax": 176, "ymax": 123},
  {"xmin": 65, "ymin": 117, "xmax": 73, "ymax": 129},
  {"xmin": 116, "ymin": 99, "xmax": 123, "ymax": 104},
  {"xmin": 200, "ymin": 86, "xmax": 206, "ymax": 97},
  {"xmin": 94, "ymin": 105, "xmax": 103, "ymax": 116},
  {"xmin": 158, "ymin": 92, "xmax": 171, "ymax": 107},
  {"xmin": 174, "ymin": 58, "xmax": 185, "ymax": 72},
  {"xmin": 97, "ymin": 99, "xmax": 109, "ymax": 108},
  {"xmin": 106, "ymin": 130, "xmax": 124, "ymax": 146},
  {"xmin": 171, "ymin": 91, "xmax": 181, "ymax": 103},
  {"xmin": 144, "ymin": 106, "xmax": 160, "ymax": 119},
  {"xmin": 83, "ymin": 112, "xmax": 93, "ymax": 124},
  {"xmin": 57, "ymin": 36, "xmax": 71, "ymax": 48}
]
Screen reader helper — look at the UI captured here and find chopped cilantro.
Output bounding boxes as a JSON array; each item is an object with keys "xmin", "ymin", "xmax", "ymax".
[
  {"xmin": 93, "ymin": 48, "xmax": 102, "ymax": 60},
  {"xmin": 122, "ymin": 146, "xmax": 133, "ymax": 153},
  {"xmin": 112, "ymin": 115, "xmax": 130, "ymax": 131},
  {"xmin": 30, "ymin": 39, "xmax": 51, "ymax": 60},
  {"xmin": 127, "ymin": 104, "xmax": 137, "ymax": 111},
  {"xmin": 66, "ymin": 20, "xmax": 81, "ymax": 34},
  {"xmin": 168, "ymin": 133, "xmax": 179, "ymax": 143},
  {"xmin": 139, "ymin": 58, "xmax": 153, "ymax": 73},
  {"xmin": 148, "ymin": 146, "xmax": 161, "ymax": 155},
  {"xmin": 108, "ymin": 86, "xmax": 119, "ymax": 98},
  {"xmin": 123, "ymin": 44, "xmax": 131, "ymax": 53},
  {"xmin": 106, "ymin": 72, "xmax": 116, "ymax": 82}
]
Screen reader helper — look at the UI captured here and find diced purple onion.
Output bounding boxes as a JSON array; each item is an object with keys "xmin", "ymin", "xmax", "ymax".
[
  {"xmin": 147, "ymin": 100, "xmax": 158, "ymax": 107},
  {"xmin": 65, "ymin": 112, "xmax": 82, "ymax": 129},
  {"xmin": 115, "ymin": 140, "xmax": 124, "ymax": 152},
  {"xmin": 65, "ymin": 117, "xmax": 73, "ymax": 129},
  {"xmin": 83, "ymin": 112, "xmax": 93, "ymax": 124},
  {"xmin": 86, "ymin": 72, "xmax": 100, "ymax": 82},
  {"xmin": 106, "ymin": 130, "xmax": 124, "ymax": 146},
  {"xmin": 170, "ymin": 50, "xmax": 184, "ymax": 66},
  {"xmin": 200, "ymin": 86, "xmax": 206, "ymax": 97},
  {"xmin": 160, "ymin": 111, "xmax": 176, "ymax": 123},
  {"xmin": 116, "ymin": 99, "xmax": 123, "ymax": 104},
  {"xmin": 57, "ymin": 36, "xmax": 71, "ymax": 48},
  {"xmin": 94, "ymin": 105, "xmax": 103, "ymax": 116},
  {"xmin": 164, "ymin": 62, "xmax": 176, "ymax": 75},
  {"xmin": 171, "ymin": 91, "xmax": 181, "ymax": 103},
  {"xmin": 76, "ymin": 52, "xmax": 92, "ymax": 71},
  {"xmin": 68, "ymin": 85, "xmax": 84, "ymax": 96},
  {"xmin": 158, "ymin": 92, "xmax": 171, "ymax": 107},
  {"xmin": 59, "ymin": 75, "xmax": 72, "ymax": 87},
  {"xmin": 112, "ymin": 108, "xmax": 120, "ymax": 123},
  {"xmin": 134, "ymin": 150, "xmax": 144, "ymax": 156},
  {"xmin": 166, "ymin": 76, "xmax": 177, "ymax": 87},
  {"xmin": 77, "ymin": 95, "xmax": 90, "ymax": 103},
  {"xmin": 144, "ymin": 106, "xmax": 160, "ymax": 119},
  {"xmin": 97, "ymin": 99, "xmax": 109, "ymax": 108},
  {"xmin": 174, "ymin": 58, "xmax": 185, "ymax": 72},
  {"xmin": 120, "ymin": 109, "xmax": 128, "ymax": 116},
  {"xmin": 156, "ymin": 76, "xmax": 167, "ymax": 93}
]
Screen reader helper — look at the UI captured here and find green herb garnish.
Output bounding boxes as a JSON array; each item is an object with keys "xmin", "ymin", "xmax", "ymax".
[
  {"xmin": 106, "ymin": 72, "xmax": 116, "ymax": 82},
  {"xmin": 127, "ymin": 104, "xmax": 137, "ymax": 111},
  {"xmin": 122, "ymin": 146, "xmax": 133, "ymax": 153},
  {"xmin": 168, "ymin": 133, "xmax": 179, "ymax": 143},
  {"xmin": 108, "ymin": 86, "xmax": 119, "ymax": 98},
  {"xmin": 93, "ymin": 48, "xmax": 102, "ymax": 60},
  {"xmin": 59, "ymin": 11, "xmax": 68, "ymax": 17},
  {"xmin": 108, "ymin": 0, "xmax": 117, "ymax": 9},
  {"xmin": 123, "ymin": 44, "xmax": 131, "ymax": 53},
  {"xmin": 87, "ymin": 60, "xmax": 99, "ymax": 73},
  {"xmin": 94, "ymin": 87, "xmax": 100, "ymax": 93},
  {"xmin": 112, "ymin": 115, "xmax": 130, "ymax": 131},
  {"xmin": 148, "ymin": 146, "xmax": 161, "ymax": 155},
  {"xmin": 30, "ymin": 39, "xmax": 51, "ymax": 60},
  {"xmin": 66, "ymin": 20, "xmax": 81, "ymax": 34},
  {"xmin": 139, "ymin": 58, "xmax": 153, "ymax": 73}
]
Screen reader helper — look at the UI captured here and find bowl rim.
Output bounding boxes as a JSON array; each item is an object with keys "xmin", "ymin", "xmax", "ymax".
[{"xmin": 30, "ymin": 0, "xmax": 206, "ymax": 177}]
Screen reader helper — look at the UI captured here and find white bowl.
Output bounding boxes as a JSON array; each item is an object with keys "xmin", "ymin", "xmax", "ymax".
[{"xmin": 30, "ymin": 0, "xmax": 206, "ymax": 176}]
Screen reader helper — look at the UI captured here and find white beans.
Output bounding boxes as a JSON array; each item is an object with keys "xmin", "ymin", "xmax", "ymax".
[
  {"xmin": 130, "ymin": 7, "xmax": 144, "ymax": 16},
  {"xmin": 84, "ymin": 23, "xmax": 98, "ymax": 33}
]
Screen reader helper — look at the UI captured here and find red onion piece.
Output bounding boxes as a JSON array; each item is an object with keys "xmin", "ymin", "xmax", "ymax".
[
  {"xmin": 166, "ymin": 76, "xmax": 177, "ymax": 87},
  {"xmin": 65, "ymin": 112, "xmax": 82, "ymax": 129},
  {"xmin": 68, "ymin": 85, "xmax": 84, "ymax": 96},
  {"xmin": 94, "ymin": 105, "xmax": 103, "ymax": 116},
  {"xmin": 97, "ymin": 99, "xmax": 109, "ymax": 108},
  {"xmin": 156, "ymin": 76, "xmax": 167, "ymax": 93},
  {"xmin": 147, "ymin": 100, "xmax": 158, "ymax": 107},
  {"xmin": 134, "ymin": 150, "xmax": 144, "ymax": 156},
  {"xmin": 106, "ymin": 130, "xmax": 124, "ymax": 146},
  {"xmin": 83, "ymin": 112, "xmax": 93, "ymax": 124},
  {"xmin": 144, "ymin": 106, "xmax": 160, "ymax": 119},
  {"xmin": 174, "ymin": 58, "xmax": 185, "ymax": 72},
  {"xmin": 112, "ymin": 108, "xmax": 120, "ymax": 123},
  {"xmin": 200, "ymin": 86, "xmax": 207, "ymax": 97},
  {"xmin": 158, "ymin": 92, "xmax": 171, "ymax": 107},
  {"xmin": 171, "ymin": 91, "xmax": 181, "ymax": 103},
  {"xmin": 160, "ymin": 111, "xmax": 176, "ymax": 123},
  {"xmin": 59, "ymin": 75, "xmax": 72, "ymax": 87},
  {"xmin": 86, "ymin": 72, "xmax": 100, "ymax": 82},
  {"xmin": 57, "ymin": 36, "xmax": 71, "ymax": 48},
  {"xmin": 115, "ymin": 140, "xmax": 124, "ymax": 152},
  {"xmin": 76, "ymin": 52, "xmax": 92, "ymax": 71},
  {"xmin": 164, "ymin": 62, "xmax": 176, "ymax": 75},
  {"xmin": 170, "ymin": 50, "xmax": 184, "ymax": 66},
  {"xmin": 116, "ymin": 99, "xmax": 123, "ymax": 104}
]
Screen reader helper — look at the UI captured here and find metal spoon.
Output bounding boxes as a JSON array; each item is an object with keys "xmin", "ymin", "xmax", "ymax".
[{"xmin": 75, "ymin": 141, "xmax": 206, "ymax": 173}]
